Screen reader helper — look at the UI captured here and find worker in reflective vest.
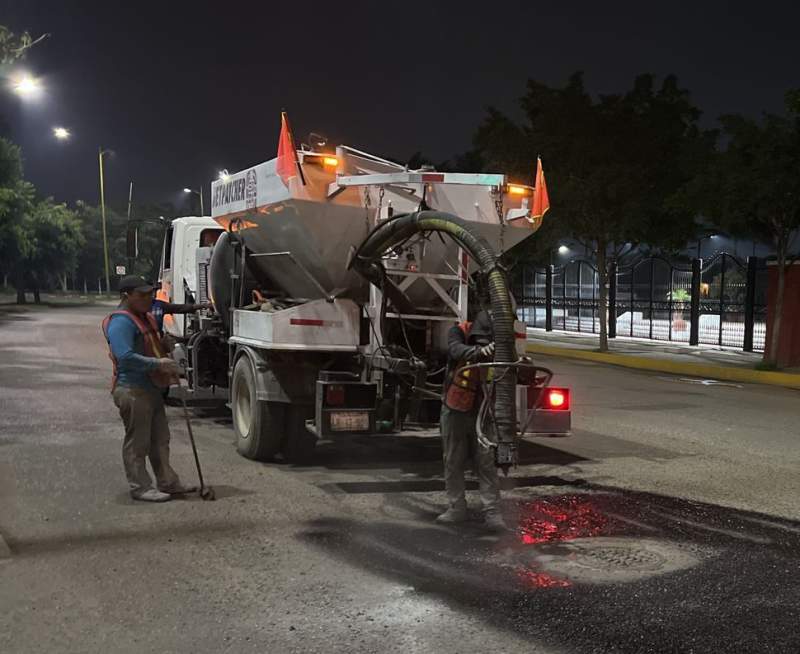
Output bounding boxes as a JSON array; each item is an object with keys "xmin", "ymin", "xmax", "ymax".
[
  {"xmin": 102, "ymin": 275, "xmax": 196, "ymax": 502},
  {"xmin": 437, "ymin": 309, "xmax": 504, "ymax": 530}
]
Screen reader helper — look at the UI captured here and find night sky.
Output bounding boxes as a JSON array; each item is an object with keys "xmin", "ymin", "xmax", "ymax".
[{"xmin": 2, "ymin": 0, "xmax": 799, "ymax": 215}]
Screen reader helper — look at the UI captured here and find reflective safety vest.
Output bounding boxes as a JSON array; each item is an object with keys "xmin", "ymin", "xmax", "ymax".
[
  {"xmin": 444, "ymin": 321, "xmax": 482, "ymax": 412},
  {"xmin": 101, "ymin": 310, "xmax": 171, "ymax": 391}
]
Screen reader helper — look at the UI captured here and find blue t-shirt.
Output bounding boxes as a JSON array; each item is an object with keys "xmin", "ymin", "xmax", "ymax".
[
  {"xmin": 151, "ymin": 299, "xmax": 168, "ymax": 332},
  {"xmin": 106, "ymin": 314, "xmax": 159, "ymax": 390}
]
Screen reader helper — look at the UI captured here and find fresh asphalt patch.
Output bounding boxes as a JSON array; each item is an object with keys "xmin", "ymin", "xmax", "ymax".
[{"xmin": 301, "ymin": 483, "xmax": 800, "ymax": 653}]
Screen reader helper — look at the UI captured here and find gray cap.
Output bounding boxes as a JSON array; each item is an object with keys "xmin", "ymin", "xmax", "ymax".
[
  {"xmin": 469, "ymin": 309, "xmax": 494, "ymax": 344},
  {"xmin": 119, "ymin": 275, "xmax": 154, "ymax": 293}
]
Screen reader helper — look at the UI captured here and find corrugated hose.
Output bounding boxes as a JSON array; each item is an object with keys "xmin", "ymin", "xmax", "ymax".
[{"xmin": 349, "ymin": 210, "xmax": 518, "ymax": 471}]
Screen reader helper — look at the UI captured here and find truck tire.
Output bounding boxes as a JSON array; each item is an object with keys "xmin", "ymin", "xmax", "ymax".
[
  {"xmin": 232, "ymin": 356, "xmax": 285, "ymax": 460},
  {"xmin": 281, "ymin": 405, "xmax": 317, "ymax": 464}
]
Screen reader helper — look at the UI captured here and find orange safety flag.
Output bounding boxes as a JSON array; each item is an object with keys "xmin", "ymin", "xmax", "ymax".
[
  {"xmin": 531, "ymin": 156, "xmax": 550, "ymax": 219},
  {"xmin": 276, "ymin": 111, "xmax": 304, "ymax": 186}
]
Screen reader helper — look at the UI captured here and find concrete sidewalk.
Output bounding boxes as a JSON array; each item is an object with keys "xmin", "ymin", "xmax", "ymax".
[{"xmin": 526, "ymin": 328, "xmax": 800, "ymax": 390}]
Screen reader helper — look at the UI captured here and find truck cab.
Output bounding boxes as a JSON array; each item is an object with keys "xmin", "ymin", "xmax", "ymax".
[{"xmin": 158, "ymin": 216, "xmax": 223, "ymax": 338}]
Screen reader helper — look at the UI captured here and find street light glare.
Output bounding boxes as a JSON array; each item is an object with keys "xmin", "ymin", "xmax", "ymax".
[
  {"xmin": 558, "ymin": 245, "xmax": 570, "ymax": 254},
  {"xmin": 53, "ymin": 127, "xmax": 70, "ymax": 140},
  {"xmin": 11, "ymin": 73, "xmax": 43, "ymax": 98},
  {"xmin": 218, "ymin": 170, "xmax": 230, "ymax": 182},
  {"xmin": 182, "ymin": 186, "xmax": 204, "ymax": 215}
]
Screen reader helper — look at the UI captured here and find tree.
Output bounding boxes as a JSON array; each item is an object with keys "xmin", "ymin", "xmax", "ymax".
[
  {"xmin": 706, "ymin": 91, "xmax": 800, "ymax": 366},
  {"xmin": 0, "ymin": 138, "xmax": 26, "ymax": 259},
  {"xmin": 74, "ymin": 201, "xmax": 120, "ymax": 292},
  {"xmin": 0, "ymin": 24, "xmax": 47, "ymax": 64},
  {"xmin": 472, "ymin": 73, "xmax": 714, "ymax": 350},
  {"xmin": 20, "ymin": 199, "xmax": 84, "ymax": 302},
  {"xmin": 0, "ymin": 135, "xmax": 96, "ymax": 302},
  {"xmin": 123, "ymin": 208, "xmax": 172, "ymax": 281},
  {"xmin": 72, "ymin": 201, "xmax": 171, "ymax": 291},
  {"xmin": 0, "ymin": 138, "xmax": 36, "ymax": 302}
]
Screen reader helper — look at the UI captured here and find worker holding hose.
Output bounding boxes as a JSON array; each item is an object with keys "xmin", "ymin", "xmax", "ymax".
[
  {"xmin": 102, "ymin": 276, "xmax": 198, "ymax": 502},
  {"xmin": 437, "ymin": 309, "xmax": 505, "ymax": 530},
  {"xmin": 150, "ymin": 296, "xmax": 211, "ymax": 336}
]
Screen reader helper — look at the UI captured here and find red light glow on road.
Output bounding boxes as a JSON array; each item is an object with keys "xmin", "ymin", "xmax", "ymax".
[
  {"xmin": 517, "ymin": 496, "xmax": 611, "ymax": 546},
  {"xmin": 517, "ymin": 568, "xmax": 571, "ymax": 588}
]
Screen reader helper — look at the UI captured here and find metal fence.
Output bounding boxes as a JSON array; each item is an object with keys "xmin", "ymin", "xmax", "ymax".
[{"xmin": 515, "ymin": 253, "xmax": 767, "ymax": 352}]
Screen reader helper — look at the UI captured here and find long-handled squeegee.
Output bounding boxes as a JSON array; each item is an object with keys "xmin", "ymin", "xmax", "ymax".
[{"xmin": 173, "ymin": 377, "xmax": 216, "ymax": 501}]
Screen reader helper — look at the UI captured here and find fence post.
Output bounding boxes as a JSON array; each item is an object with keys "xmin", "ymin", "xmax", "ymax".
[
  {"xmin": 743, "ymin": 256, "xmax": 757, "ymax": 352},
  {"xmin": 648, "ymin": 258, "xmax": 655, "ymax": 340},
  {"xmin": 630, "ymin": 266, "xmax": 635, "ymax": 337},
  {"xmin": 562, "ymin": 267, "xmax": 568, "ymax": 330},
  {"xmin": 529, "ymin": 266, "xmax": 535, "ymax": 326},
  {"xmin": 545, "ymin": 265, "xmax": 553, "ymax": 332},
  {"xmin": 589, "ymin": 264, "xmax": 600, "ymax": 334},
  {"xmin": 577, "ymin": 262, "xmax": 582, "ymax": 332},
  {"xmin": 718, "ymin": 253, "xmax": 726, "ymax": 346},
  {"xmin": 608, "ymin": 261, "xmax": 617, "ymax": 339},
  {"xmin": 690, "ymin": 258, "xmax": 702, "ymax": 346},
  {"xmin": 521, "ymin": 266, "xmax": 527, "ymax": 324}
]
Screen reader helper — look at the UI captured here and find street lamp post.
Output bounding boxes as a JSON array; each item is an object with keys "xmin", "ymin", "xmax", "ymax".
[
  {"xmin": 696, "ymin": 234, "xmax": 717, "ymax": 259},
  {"xmin": 98, "ymin": 148, "xmax": 112, "ymax": 293},
  {"xmin": 183, "ymin": 187, "xmax": 204, "ymax": 215},
  {"xmin": 126, "ymin": 181, "xmax": 135, "ymax": 274}
]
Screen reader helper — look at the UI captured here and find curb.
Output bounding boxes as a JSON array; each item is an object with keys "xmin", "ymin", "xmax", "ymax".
[{"xmin": 526, "ymin": 343, "xmax": 800, "ymax": 390}]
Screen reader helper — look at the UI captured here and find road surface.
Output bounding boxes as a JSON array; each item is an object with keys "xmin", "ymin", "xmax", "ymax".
[{"xmin": 1, "ymin": 303, "xmax": 799, "ymax": 653}]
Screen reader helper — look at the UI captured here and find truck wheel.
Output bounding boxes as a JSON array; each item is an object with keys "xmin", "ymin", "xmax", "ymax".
[
  {"xmin": 281, "ymin": 405, "xmax": 317, "ymax": 464},
  {"xmin": 232, "ymin": 357, "xmax": 285, "ymax": 460}
]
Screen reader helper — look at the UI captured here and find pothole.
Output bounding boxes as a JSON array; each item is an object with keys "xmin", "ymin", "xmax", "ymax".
[{"xmin": 511, "ymin": 537, "xmax": 710, "ymax": 584}]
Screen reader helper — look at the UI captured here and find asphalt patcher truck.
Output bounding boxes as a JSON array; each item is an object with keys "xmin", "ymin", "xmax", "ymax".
[{"xmin": 157, "ymin": 143, "xmax": 571, "ymax": 471}]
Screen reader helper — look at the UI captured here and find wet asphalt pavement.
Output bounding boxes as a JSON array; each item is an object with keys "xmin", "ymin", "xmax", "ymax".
[{"xmin": 1, "ymin": 302, "xmax": 799, "ymax": 653}]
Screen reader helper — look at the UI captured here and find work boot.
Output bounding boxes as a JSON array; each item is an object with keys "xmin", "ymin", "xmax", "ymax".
[
  {"xmin": 483, "ymin": 508, "xmax": 507, "ymax": 532},
  {"xmin": 133, "ymin": 488, "xmax": 172, "ymax": 503},
  {"xmin": 159, "ymin": 483, "xmax": 198, "ymax": 495},
  {"xmin": 436, "ymin": 503, "xmax": 468, "ymax": 524}
]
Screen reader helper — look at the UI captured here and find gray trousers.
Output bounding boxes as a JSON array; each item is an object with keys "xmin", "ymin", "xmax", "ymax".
[
  {"xmin": 440, "ymin": 404, "xmax": 499, "ymax": 511},
  {"xmin": 112, "ymin": 386, "xmax": 181, "ymax": 497}
]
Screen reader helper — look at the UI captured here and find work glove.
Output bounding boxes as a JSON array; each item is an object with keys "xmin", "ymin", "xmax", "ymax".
[
  {"xmin": 478, "ymin": 342, "xmax": 495, "ymax": 360},
  {"xmin": 157, "ymin": 358, "xmax": 181, "ymax": 376}
]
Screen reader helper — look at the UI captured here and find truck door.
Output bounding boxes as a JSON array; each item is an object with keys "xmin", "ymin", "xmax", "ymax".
[{"xmin": 158, "ymin": 224, "xmax": 179, "ymax": 335}]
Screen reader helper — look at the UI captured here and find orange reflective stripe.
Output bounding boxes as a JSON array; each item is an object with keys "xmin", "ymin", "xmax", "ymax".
[
  {"xmin": 143, "ymin": 312, "xmax": 165, "ymax": 358},
  {"xmin": 101, "ymin": 314, "xmax": 120, "ymax": 392}
]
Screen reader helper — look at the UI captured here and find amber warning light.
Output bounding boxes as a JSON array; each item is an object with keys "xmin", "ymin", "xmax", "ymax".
[
  {"xmin": 507, "ymin": 184, "xmax": 532, "ymax": 197},
  {"xmin": 323, "ymin": 156, "xmax": 338, "ymax": 168}
]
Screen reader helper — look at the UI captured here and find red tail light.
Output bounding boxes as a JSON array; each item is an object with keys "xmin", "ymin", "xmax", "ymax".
[
  {"xmin": 326, "ymin": 384, "xmax": 345, "ymax": 406},
  {"xmin": 543, "ymin": 388, "xmax": 569, "ymax": 411}
]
